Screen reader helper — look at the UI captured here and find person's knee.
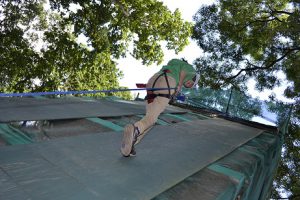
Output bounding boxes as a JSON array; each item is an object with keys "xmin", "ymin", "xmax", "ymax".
[{"xmin": 139, "ymin": 116, "xmax": 157, "ymax": 130}]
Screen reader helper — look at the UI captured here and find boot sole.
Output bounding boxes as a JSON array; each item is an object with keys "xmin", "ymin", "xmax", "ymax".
[{"xmin": 121, "ymin": 125, "xmax": 134, "ymax": 156}]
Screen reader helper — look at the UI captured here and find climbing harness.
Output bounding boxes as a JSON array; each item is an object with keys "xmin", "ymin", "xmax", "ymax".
[{"xmin": 145, "ymin": 69, "xmax": 173, "ymax": 104}]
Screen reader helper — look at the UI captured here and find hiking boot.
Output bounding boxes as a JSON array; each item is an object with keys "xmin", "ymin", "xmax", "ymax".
[
  {"xmin": 129, "ymin": 147, "xmax": 136, "ymax": 157},
  {"xmin": 121, "ymin": 124, "xmax": 140, "ymax": 157}
]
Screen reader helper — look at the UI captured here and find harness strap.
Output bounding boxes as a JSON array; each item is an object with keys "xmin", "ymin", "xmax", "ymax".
[
  {"xmin": 145, "ymin": 93, "xmax": 171, "ymax": 99},
  {"xmin": 145, "ymin": 69, "xmax": 172, "ymax": 104},
  {"xmin": 163, "ymin": 71, "xmax": 171, "ymax": 97},
  {"xmin": 145, "ymin": 92, "xmax": 171, "ymax": 104}
]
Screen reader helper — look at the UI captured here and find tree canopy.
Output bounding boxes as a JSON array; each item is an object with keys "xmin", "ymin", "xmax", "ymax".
[
  {"xmin": 0, "ymin": 0, "xmax": 192, "ymax": 98},
  {"xmin": 192, "ymin": 0, "xmax": 299, "ymax": 198},
  {"xmin": 192, "ymin": 0, "xmax": 299, "ymax": 95}
]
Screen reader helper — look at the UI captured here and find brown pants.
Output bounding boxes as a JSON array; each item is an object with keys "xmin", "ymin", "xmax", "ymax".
[{"xmin": 134, "ymin": 73, "xmax": 176, "ymax": 135}]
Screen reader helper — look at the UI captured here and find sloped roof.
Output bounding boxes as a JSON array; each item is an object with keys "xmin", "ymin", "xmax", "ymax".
[
  {"xmin": 0, "ymin": 97, "xmax": 281, "ymax": 200},
  {"xmin": 0, "ymin": 97, "xmax": 187, "ymax": 122}
]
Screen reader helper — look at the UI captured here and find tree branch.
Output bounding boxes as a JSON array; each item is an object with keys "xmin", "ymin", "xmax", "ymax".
[
  {"xmin": 271, "ymin": 10, "xmax": 294, "ymax": 16},
  {"xmin": 226, "ymin": 48, "xmax": 296, "ymax": 81},
  {"xmin": 111, "ymin": 0, "xmax": 129, "ymax": 17},
  {"xmin": 267, "ymin": 3, "xmax": 294, "ymax": 15},
  {"xmin": 256, "ymin": 16, "xmax": 283, "ymax": 23},
  {"xmin": 237, "ymin": 6, "xmax": 294, "ymax": 31},
  {"xmin": 237, "ymin": 16, "xmax": 279, "ymax": 32}
]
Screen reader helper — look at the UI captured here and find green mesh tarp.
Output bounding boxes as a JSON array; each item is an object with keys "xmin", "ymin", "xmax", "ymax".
[
  {"xmin": 0, "ymin": 97, "xmax": 187, "ymax": 122},
  {"xmin": 153, "ymin": 132, "xmax": 281, "ymax": 200},
  {"xmin": 182, "ymin": 87, "xmax": 291, "ymax": 127},
  {"xmin": 0, "ymin": 123, "xmax": 33, "ymax": 145},
  {"xmin": 0, "ymin": 118, "xmax": 263, "ymax": 200}
]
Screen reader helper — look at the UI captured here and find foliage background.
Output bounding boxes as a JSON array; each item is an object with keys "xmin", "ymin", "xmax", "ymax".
[
  {"xmin": 0, "ymin": 0, "xmax": 192, "ymax": 99},
  {"xmin": 192, "ymin": 0, "xmax": 299, "ymax": 198}
]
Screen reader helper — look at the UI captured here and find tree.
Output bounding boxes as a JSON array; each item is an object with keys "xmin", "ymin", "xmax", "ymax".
[
  {"xmin": 0, "ymin": 0, "xmax": 192, "ymax": 99},
  {"xmin": 192, "ymin": 0, "xmax": 299, "ymax": 94},
  {"xmin": 266, "ymin": 101, "xmax": 299, "ymax": 199},
  {"xmin": 192, "ymin": 0, "xmax": 299, "ymax": 198}
]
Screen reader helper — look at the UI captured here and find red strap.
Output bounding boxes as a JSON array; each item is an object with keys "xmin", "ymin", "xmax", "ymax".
[
  {"xmin": 146, "ymin": 91, "xmax": 154, "ymax": 104},
  {"xmin": 136, "ymin": 83, "xmax": 147, "ymax": 88},
  {"xmin": 163, "ymin": 69, "xmax": 171, "ymax": 73}
]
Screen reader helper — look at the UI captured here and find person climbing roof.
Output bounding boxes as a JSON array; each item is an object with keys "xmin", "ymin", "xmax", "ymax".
[{"xmin": 121, "ymin": 58, "xmax": 200, "ymax": 157}]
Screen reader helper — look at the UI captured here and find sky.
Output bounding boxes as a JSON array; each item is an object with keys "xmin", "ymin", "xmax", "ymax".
[{"xmin": 117, "ymin": 0, "xmax": 294, "ymax": 105}]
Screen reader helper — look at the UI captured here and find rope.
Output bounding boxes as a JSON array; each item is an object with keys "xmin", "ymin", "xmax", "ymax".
[{"xmin": 0, "ymin": 87, "xmax": 176, "ymax": 97}]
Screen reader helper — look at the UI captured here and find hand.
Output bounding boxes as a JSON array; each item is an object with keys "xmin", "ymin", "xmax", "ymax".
[{"xmin": 175, "ymin": 85, "xmax": 182, "ymax": 96}]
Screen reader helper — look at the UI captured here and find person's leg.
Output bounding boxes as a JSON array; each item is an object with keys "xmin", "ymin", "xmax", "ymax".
[
  {"xmin": 121, "ymin": 74, "xmax": 176, "ymax": 156},
  {"xmin": 121, "ymin": 95, "xmax": 170, "ymax": 156},
  {"xmin": 133, "ymin": 96, "xmax": 170, "ymax": 145},
  {"xmin": 135, "ymin": 96, "xmax": 169, "ymax": 133},
  {"xmin": 135, "ymin": 74, "xmax": 176, "ymax": 133}
]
